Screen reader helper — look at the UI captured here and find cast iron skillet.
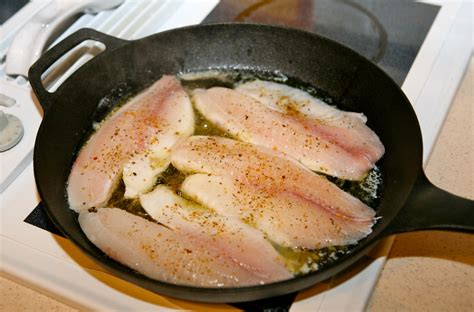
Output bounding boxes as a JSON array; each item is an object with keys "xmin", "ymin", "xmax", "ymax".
[{"xmin": 29, "ymin": 24, "xmax": 474, "ymax": 303}]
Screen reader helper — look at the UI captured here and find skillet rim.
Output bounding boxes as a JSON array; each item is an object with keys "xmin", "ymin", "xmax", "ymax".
[{"xmin": 31, "ymin": 22, "xmax": 422, "ymax": 302}]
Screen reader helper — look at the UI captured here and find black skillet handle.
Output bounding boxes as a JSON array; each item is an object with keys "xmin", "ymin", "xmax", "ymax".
[
  {"xmin": 28, "ymin": 28, "xmax": 128, "ymax": 112},
  {"xmin": 382, "ymin": 169, "xmax": 474, "ymax": 236}
]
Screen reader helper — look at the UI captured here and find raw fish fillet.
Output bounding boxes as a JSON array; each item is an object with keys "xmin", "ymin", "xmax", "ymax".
[
  {"xmin": 182, "ymin": 174, "xmax": 373, "ymax": 249},
  {"xmin": 193, "ymin": 81, "xmax": 384, "ymax": 180},
  {"xmin": 171, "ymin": 136, "xmax": 376, "ymax": 222},
  {"xmin": 140, "ymin": 185, "xmax": 292, "ymax": 282},
  {"xmin": 79, "ymin": 208, "xmax": 286, "ymax": 287},
  {"xmin": 237, "ymin": 80, "xmax": 384, "ymax": 163},
  {"xmin": 67, "ymin": 76, "xmax": 194, "ymax": 212}
]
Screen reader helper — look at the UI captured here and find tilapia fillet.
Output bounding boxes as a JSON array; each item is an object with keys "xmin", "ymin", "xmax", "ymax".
[
  {"xmin": 140, "ymin": 185, "xmax": 292, "ymax": 283},
  {"xmin": 79, "ymin": 208, "xmax": 290, "ymax": 287},
  {"xmin": 171, "ymin": 136, "xmax": 376, "ymax": 222},
  {"xmin": 236, "ymin": 80, "xmax": 383, "ymax": 163},
  {"xmin": 193, "ymin": 81, "xmax": 384, "ymax": 180},
  {"xmin": 182, "ymin": 174, "xmax": 373, "ymax": 249},
  {"xmin": 67, "ymin": 76, "xmax": 194, "ymax": 212}
]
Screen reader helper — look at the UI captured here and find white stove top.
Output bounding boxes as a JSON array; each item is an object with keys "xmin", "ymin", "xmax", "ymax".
[{"xmin": 0, "ymin": 0, "xmax": 472, "ymax": 311}]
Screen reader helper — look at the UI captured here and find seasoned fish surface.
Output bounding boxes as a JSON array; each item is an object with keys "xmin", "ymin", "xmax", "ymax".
[
  {"xmin": 73, "ymin": 75, "xmax": 384, "ymax": 288},
  {"xmin": 79, "ymin": 208, "xmax": 284, "ymax": 287},
  {"xmin": 67, "ymin": 76, "xmax": 194, "ymax": 212},
  {"xmin": 193, "ymin": 81, "xmax": 384, "ymax": 180},
  {"xmin": 182, "ymin": 174, "xmax": 373, "ymax": 249},
  {"xmin": 140, "ymin": 185, "xmax": 292, "ymax": 283},
  {"xmin": 171, "ymin": 136, "xmax": 376, "ymax": 222},
  {"xmin": 237, "ymin": 80, "xmax": 384, "ymax": 164}
]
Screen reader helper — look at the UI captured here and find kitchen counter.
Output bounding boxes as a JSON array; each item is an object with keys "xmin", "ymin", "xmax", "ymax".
[
  {"xmin": 1, "ymin": 56, "xmax": 472, "ymax": 311},
  {"xmin": 367, "ymin": 55, "xmax": 474, "ymax": 311}
]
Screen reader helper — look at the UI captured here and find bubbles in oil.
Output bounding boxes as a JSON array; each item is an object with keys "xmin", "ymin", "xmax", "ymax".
[{"xmin": 327, "ymin": 165, "xmax": 383, "ymax": 208}]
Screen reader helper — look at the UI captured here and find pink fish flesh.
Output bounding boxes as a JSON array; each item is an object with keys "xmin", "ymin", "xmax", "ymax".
[
  {"xmin": 192, "ymin": 81, "xmax": 384, "ymax": 180},
  {"xmin": 79, "ymin": 208, "xmax": 290, "ymax": 287},
  {"xmin": 171, "ymin": 136, "xmax": 376, "ymax": 222},
  {"xmin": 67, "ymin": 76, "xmax": 194, "ymax": 212},
  {"xmin": 139, "ymin": 185, "xmax": 292, "ymax": 283},
  {"xmin": 181, "ymin": 174, "xmax": 373, "ymax": 249}
]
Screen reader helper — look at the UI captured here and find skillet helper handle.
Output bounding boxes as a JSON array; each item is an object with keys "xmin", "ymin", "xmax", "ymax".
[
  {"xmin": 383, "ymin": 170, "xmax": 474, "ymax": 236},
  {"xmin": 28, "ymin": 28, "xmax": 127, "ymax": 112}
]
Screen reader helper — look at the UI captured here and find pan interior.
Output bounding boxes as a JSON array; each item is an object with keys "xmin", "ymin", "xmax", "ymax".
[
  {"xmin": 33, "ymin": 24, "xmax": 422, "ymax": 302},
  {"xmin": 97, "ymin": 69, "xmax": 384, "ymax": 277}
]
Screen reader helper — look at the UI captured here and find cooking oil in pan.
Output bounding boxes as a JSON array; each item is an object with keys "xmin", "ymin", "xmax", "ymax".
[{"xmin": 104, "ymin": 69, "xmax": 383, "ymax": 275}]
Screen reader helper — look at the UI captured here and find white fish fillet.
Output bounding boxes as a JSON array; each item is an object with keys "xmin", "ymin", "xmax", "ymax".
[
  {"xmin": 192, "ymin": 81, "xmax": 384, "ymax": 180},
  {"xmin": 67, "ymin": 76, "xmax": 194, "ymax": 212},
  {"xmin": 171, "ymin": 136, "xmax": 376, "ymax": 222},
  {"xmin": 140, "ymin": 185, "xmax": 292, "ymax": 282},
  {"xmin": 182, "ymin": 174, "xmax": 373, "ymax": 249},
  {"xmin": 237, "ymin": 81, "xmax": 384, "ymax": 162},
  {"xmin": 79, "ymin": 208, "xmax": 284, "ymax": 287}
]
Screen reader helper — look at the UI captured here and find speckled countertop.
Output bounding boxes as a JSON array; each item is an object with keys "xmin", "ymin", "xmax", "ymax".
[
  {"xmin": 367, "ymin": 55, "xmax": 474, "ymax": 312},
  {"xmin": 1, "ymin": 57, "xmax": 472, "ymax": 312}
]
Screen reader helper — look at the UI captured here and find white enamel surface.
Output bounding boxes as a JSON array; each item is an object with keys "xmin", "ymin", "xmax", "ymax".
[
  {"xmin": 0, "ymin": 111, "xmax": 24, "ymax": 151},
  {"xmin": 5, "ymin": 0, "xmax": 123, "ymax": 77}
]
